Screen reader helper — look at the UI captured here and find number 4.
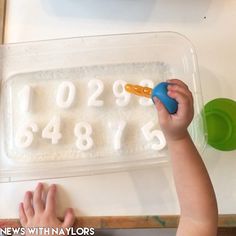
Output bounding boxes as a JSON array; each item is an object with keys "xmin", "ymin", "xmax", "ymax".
[{"xmin": 42, "ymin": 116, "xmax": 62, "ymax": 144}]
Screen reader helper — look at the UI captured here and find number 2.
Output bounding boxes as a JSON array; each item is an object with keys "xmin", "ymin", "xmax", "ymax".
[{"xmin": 88, "ymin": 79, "xmax": 104, "ymax": 107}]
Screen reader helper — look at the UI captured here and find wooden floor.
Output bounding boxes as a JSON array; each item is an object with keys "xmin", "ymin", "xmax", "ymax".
[
  {"xmin": 218, "ymin": 228, "xmax": 236, "ymax": 236},
  {"xmin": 0, "ymin": 0, "xmax": 6, "ymax": 44},
  {"xmin": 1, "ymin": 215, "xmax": 236, "ymax": 235}
]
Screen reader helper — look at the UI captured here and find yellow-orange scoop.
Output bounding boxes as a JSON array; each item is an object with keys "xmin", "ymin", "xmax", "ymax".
[{"xmin": 125, "ymin": 84, "xmax": 152, "ymax": 98}]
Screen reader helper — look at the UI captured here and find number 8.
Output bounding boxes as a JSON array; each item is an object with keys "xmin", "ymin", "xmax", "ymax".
[{"xmin": 74, "ymin": 122, "xmax": 94, "ymax": 151}]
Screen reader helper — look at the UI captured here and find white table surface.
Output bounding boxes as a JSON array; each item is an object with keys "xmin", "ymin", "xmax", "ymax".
[{"xmin": 1, "ymin": 0, "xmax": 236, "ymax": 218}]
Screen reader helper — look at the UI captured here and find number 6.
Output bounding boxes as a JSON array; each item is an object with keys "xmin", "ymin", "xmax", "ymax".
[{"xmin": 15, "ymin": 122, "xmax": 39, "ymax": 148}]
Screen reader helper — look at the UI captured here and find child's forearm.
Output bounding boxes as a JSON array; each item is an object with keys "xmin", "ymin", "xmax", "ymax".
[{"xmin": 168, "ymin": 133, "xmax": 218, "ymax": 232}]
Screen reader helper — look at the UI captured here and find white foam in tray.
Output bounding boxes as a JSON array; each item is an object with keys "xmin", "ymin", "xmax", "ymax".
[{"xmin": 4, "ymin": 63, "xmax": 169, "ymax": 162}]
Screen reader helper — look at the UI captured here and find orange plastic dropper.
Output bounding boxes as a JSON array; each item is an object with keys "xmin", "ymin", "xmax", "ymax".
[{"xmin": 125, "ymin": 84, "xmax": 152, "ymax": 98}]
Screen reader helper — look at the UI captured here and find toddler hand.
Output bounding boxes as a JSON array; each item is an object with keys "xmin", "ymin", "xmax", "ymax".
[
  {"xmin": 19, "ymin": 183, "xmax": 75, "ymax": 236},
  {"xmin": 154, "ymin": 79, "xmax": 194, "ymax": 142}
]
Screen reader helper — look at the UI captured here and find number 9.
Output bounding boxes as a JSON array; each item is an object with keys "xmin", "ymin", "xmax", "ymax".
[{"xmin": 113, "ymin": 80, "xmax": 131, "ymax": 107}]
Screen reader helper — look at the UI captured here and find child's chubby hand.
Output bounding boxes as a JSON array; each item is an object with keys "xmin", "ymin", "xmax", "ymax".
[
  {"xmin": 19, "ymin": 183, "xmax": 75, "ymax": 236},
  {"xmin": 153, "ymin": 79, "xmax": 194, "ymax": 142}
]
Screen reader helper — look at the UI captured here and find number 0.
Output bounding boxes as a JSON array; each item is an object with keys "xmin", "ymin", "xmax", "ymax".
[{"xmin": 56, "ymin": 81, "xmax": 76, "ymax": 108}]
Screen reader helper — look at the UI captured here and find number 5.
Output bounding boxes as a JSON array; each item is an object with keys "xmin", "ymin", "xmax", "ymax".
[{"xmin": 141, "ymin": 121, "xmax": 166, "ymax": 150}]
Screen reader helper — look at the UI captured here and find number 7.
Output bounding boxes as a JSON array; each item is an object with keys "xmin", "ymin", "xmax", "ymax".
[{"xmin": 113, "ymin": 121, "xmax": 127, "ymax": 150}]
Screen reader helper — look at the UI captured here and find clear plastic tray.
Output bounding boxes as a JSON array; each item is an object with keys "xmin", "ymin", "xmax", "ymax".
[{"xmin": 0, "ymin": 32, "xmax": 206, "ymax": 182}]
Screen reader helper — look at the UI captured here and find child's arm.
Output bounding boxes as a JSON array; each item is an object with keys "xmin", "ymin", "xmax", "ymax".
[{"xmin": 154, "ymin": 79, "xmax": 218, "ymax": 236}]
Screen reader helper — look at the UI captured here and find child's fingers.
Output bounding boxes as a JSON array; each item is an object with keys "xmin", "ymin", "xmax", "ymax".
[
  {"xmin": 19, "ymin": 202, "xmax": 27, "ymax": 226},
  {"xmin": 153, "ymin": 97, "xmax": 170, "ymax": 123},
  {"xmin": 45, "ymin": 184, "xmax": 57, "ymax": 215},
  {"xmin": 62, "ymin": 208, "xmax": 75, "ymax": 228},
  {"xmin": 167, "ymin": 90, "xmax": 192, "ymax": 117},
  {"xmin": 167, "ymin": 90, "xmax": 191, "ymax": 106},
  {"xmin": 167, "ymin": 79, "xmax": 189, "ymax": 90},
  {"xmin": 153, "ymin": 97, "xmax": 169, "ymax": 114},
  {"xmin": 168, "ymin": 84, "xmax": 193, "ymax": 101},
  {"xmin": 33, "ymin": 183, "xmax": 44, "ymax": 213},
  {"xmin": 23, "ymin": 191, "xmax": 34, "ymax": 218}
]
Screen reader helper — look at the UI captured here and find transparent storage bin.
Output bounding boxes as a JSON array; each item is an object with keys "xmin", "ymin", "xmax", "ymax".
[{"xmin": 0, "ymin": 32, "xmax": 206, "ymax": 182}]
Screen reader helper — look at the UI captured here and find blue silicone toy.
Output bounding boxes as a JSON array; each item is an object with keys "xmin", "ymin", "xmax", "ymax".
[{"xmin": 151, "ymin": 82, "xmax": 178, "ymax": 114}]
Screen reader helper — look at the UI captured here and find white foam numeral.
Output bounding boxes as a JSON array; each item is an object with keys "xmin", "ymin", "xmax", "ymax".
[
  {"xmin": 114, "ymin": 120, "xmax": 127, "ymax": 150},
  {"xmin": 113, "ymin": 80, "xmax": 131, "ymax": 107},
  {"xmin": 141, "ymin": 121, "xmax": 166, "ymax": 150},
  {"xmin": 18, "ymin": 85, "xmax": 33, "ymax": 112},
  {"xmin": 74, "ymin": 122, "xmax": 94, "ymax": 151},
  {"xmin": 42, "ymin": 116, "xmax": 62, "ymax": 144},
  {"xmin": 88, "ymin": 79, "xmax": 104, "ymax": 107},
  {"xmin": 56, "ymin": 81, "xmax": 76, "ymax": 108},
  {"xmin": 139, "ymin": 80, "xmax": 153, "ymax": 106},
  {"xmin": 15, "ymin": 122, "xmax": 39, "ymax": 148}
]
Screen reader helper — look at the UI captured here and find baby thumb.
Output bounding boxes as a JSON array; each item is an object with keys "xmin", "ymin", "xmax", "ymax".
[{"xmin": 62, "ymin": 208, "xmax": 75, "ymax": 228}]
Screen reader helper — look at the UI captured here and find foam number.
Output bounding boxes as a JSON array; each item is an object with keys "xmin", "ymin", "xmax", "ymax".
[
  {"xmin": 113, "ymin": 80, "xmax": 131, "ymax": 107},
  {"xmin": 56, "ymin": 81, "xmax": 76, "ymax": 108},
  {"xmin": 141, "ymin": 121, "xmax": 166, "ymax": 150},
  {"xmin": 139, "ymin": 80, "xmax": 154, "ymax": 106},
  {"xmin": 88, "ymin": 79, "xmax": 104, "ymax": 107},
  {"xmin": 18, "ymin": 85, "xmax": 33, "ymax": 112},
  {"xmin": 42, "ymin": 116, "xmax": 62, "ymax": 144},
  {"xmin": 74, "ymin": 122, "xmax": 94, "ymax": 151},
  {"xmin": 15, "ymin": 122, "xmax": 39, "ymax": 148},
  {"xmin": 114, "ymin": 120, "xmax": 127, "ymax": 150}
]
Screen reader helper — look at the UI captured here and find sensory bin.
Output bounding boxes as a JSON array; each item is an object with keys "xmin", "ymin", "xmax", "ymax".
[{"xmin": 0, "ymin": 32, "xmax": 205, "ymax": 182}]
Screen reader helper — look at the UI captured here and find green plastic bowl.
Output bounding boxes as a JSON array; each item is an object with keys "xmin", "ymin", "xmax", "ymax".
[{"xmin": 204, "ymin": 98, "xmax": 236, "ymax": 151}]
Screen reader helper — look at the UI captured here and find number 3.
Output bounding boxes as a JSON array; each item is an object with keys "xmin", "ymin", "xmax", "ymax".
[{"xmin": 139, "ymin": 80, "xmax": 153, "ymax": 106}]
